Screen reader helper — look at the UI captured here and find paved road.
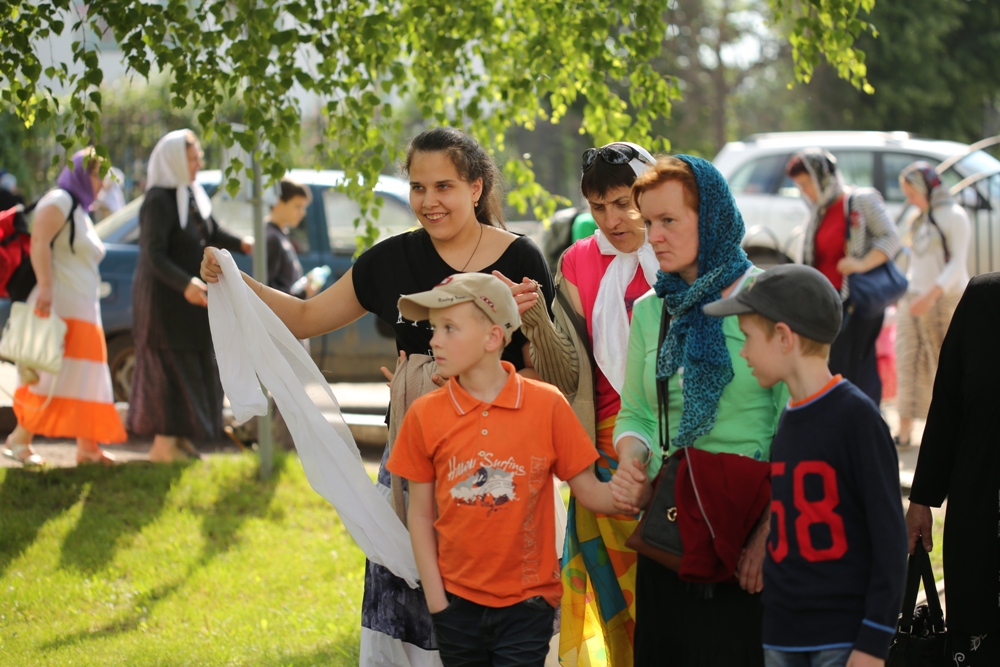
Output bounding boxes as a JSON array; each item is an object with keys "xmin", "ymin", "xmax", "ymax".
[
  {"xmin": 0, "ymin": 360, "xmax": 392, "ymax": 467},
  {"xmin": 0, "ymin": 363, "xmax": 923, "ymax": 495}
]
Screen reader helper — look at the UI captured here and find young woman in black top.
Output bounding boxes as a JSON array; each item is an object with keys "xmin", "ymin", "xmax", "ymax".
[{"xmin": 201, "ymin": 127, "xmax": 553, "ymax": 665}]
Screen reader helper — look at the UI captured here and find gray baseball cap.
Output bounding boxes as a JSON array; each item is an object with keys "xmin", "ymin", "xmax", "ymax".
[{"xmin": 703, "ymin": 264, "xmax": 843, "ymax": 344}]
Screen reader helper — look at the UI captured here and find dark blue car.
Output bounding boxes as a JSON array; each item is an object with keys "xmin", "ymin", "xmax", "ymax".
[{"xmin": 88, "ymin": 169, "xmax": 415, "ymax": 400}]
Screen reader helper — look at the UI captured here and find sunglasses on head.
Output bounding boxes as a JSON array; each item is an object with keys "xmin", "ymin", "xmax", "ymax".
[{"xmin": 581, "ymin": 144, "xmax": 652, "ymax": 172}]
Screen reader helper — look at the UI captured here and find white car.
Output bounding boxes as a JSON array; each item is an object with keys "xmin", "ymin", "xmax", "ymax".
[{"xmin": 713, "ymin": 131, "xmax": 1000, "ymax": 275}]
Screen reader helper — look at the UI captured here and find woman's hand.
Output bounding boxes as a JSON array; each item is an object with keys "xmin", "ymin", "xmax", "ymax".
[
  {"xmin": 201, "ymin": 247, "xmax": 222, "ymax": 283},
  {"xmin": 34, "ymin": 285, "xmax": 53, "ymax": 317},
  {"xmin": 836, "ymin": 256, "xmax": 864, "ymax": 276},
  {"xmin": 380, "ymin": 350, "xmax": 447, "ymax": 390},
  {"xmin": 908, "ymin": 286, "xmax": 942, "ymax": 317},
  {"xmin": 905, "ymin": 501, "xmax": 934, "ymax": 555},
  {"xmin": 610, "ymin": 458, "xmax": 651, "ymax": 512},
  {"xmin": 240, "ymin": 236, "xmax": 254, "ymax": 255},
  {"xmin": 184, "ymin": 277, "xmax": 209, "ymax": 307},
  {"xmin": 491, "ymin": 270, "xmax": 540, "ymax": 315},
  {"xmin": 839, "ymin": 248, "xmax": 890, "ymax": 277}
]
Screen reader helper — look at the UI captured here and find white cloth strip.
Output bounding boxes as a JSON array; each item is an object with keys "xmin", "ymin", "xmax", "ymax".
[
  {"xmin": 591, "ymin": 230, "xmax": 659, "ymax": 394},
  {"xmin": 207, "ymin": 248, "xmax": 420, "ymax": 587}
]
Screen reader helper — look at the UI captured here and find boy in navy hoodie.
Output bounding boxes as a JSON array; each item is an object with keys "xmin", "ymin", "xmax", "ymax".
[{"xmin": 704, "ymin": 264, "xmax": 906, "ymax": 667}]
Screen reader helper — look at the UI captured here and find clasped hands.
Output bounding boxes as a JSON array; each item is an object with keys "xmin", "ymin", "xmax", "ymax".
[
  {"xmin": 609, "ymin": 459, "xmax": 653, "ymax": 515},
  {"xmin": 609, "ymin": 457, "xmax": 768, "ymax": 593}
]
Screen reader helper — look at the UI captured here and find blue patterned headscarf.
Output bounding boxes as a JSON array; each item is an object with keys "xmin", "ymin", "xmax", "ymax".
[{"xmin": 653, "ymin": 155, "xmax": 750, "ymax": 449}]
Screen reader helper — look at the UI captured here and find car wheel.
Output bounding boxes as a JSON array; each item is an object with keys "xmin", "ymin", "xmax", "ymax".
[
  {"xmin": 106, "ymin": 333, "xmax": 135, "ymax": 403},
  {"xmin": 746, "ymin": 248, "xmax": 791, "ymax": 269}
]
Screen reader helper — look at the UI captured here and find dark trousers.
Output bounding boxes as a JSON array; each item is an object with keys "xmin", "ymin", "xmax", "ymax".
[
  {"xmin": 634, "ymin": 554, "xmax": 764, "ymax": 666},
  {"xmin": 430, "ymin": 594, "xmax": 555, "ymax": 667},
  {"xmin": 829, "ymin": 306, "xmax": 884, "ymax": 405}
]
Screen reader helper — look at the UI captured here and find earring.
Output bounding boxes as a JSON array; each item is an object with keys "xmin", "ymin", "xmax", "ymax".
[{"xmin": 474, "ymin": 200, "xmax": 479, "ymax": 207}]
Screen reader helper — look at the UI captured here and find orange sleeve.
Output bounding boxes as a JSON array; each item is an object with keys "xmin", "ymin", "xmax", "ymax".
[
  {"xmin": 550, "ymin": 393, "xmax": 600, "ymax": 481},
  {"xmin": 386, "ymin": 407, "xmax": 437, "ymax": 483}
]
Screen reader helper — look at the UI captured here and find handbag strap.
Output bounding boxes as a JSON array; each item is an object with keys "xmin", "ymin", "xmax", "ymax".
[
  {"xmin": 656, "ymin": 299, "xmax": 672, "ymax": 464},
  {"xmin": 925, "ymin": 209, "xmax": 951, "ymax": 264},
  {"xmin": 655, "ymin": 300, "xmax": 717, "ymax": 537},
  {"xmin": 898, "ymin": 542, "xmax": 944, "ymax": 633}
]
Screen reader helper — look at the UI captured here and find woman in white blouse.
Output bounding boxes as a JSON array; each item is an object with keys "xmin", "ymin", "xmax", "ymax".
[{"xmin": 895, "ymin": 162, "xmax": 970, "ymax": 448}]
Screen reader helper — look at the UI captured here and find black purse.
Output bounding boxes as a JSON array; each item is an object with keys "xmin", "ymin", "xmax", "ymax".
[
  {"xmin": 844, "ymin": 193, "xmax": 908, "ymax": 319},
  {"xmin": 624, "ymin": 301, "xmax": 684, "ymax": 571},
  {"xmin": 886, "ymin": 542, "xmax": 948, "ymax": 667}
]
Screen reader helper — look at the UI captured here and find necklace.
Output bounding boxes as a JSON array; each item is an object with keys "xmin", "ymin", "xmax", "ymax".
[{"xmin": 459, "ymin": 223, "xmax": 485, "ymax": 272}]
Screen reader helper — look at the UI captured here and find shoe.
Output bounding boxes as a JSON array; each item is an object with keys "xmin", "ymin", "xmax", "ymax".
[
  {"xmin": 2, "ymin": 440, "xmax": 45, "ymax": 467},
  {"xmin": 894, "ymin": 435, "xmax": 913, "ymax": 449},
  {"xmin": 76, "ymin": 448, "xmax": 118, "ymax": 466}
]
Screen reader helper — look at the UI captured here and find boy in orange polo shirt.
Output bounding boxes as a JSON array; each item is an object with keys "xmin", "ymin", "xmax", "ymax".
[{"xmin": 387, "ymin": 273, "xmax": 639, "ymax": 667}]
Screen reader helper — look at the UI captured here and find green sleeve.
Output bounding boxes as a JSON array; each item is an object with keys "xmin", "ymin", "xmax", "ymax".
[{"xmin": 613, "ymin": 292, "xmax": 661, "ymax": 472}]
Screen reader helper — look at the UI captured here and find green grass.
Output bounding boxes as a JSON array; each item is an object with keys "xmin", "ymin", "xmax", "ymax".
[
  {"xmin": 0, "ymin": 455, "xmax": 949, "ymax": 666},
  {"xmin": 0, "ymin": 453, "xmax": 367, "ymax": 666}
]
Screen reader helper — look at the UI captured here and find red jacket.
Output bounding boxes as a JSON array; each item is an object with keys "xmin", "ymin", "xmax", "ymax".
[{"xmin": 676, "ymin": 447, "xmax": 771, "ymax": 583}]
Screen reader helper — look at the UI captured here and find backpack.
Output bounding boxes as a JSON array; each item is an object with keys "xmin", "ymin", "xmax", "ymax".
[{"xmin": 0, "ymin": 194, "xmax": 77, "ymax": 301}]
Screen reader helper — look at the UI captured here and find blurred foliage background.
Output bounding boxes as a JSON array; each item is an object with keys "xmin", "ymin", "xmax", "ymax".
[{"xmin": 1, "ymin": 0, "xmax": 998, "ymax": 216}]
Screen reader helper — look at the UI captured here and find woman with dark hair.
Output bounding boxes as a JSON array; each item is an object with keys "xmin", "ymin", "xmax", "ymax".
[
  {"xmin": 786, "ymin": 148, "xmax": 900, "ymax": 405},
  {"xmin": 128, "ymin": 129, "xmax": 253, "ymax": 462},
  {"xmin": 894, "ymin": 161, "xmax": 970, "ymax": 447},
  {"xmin": 2, "ymin": 149, "xmax": 127, "ymax": 467},
  {"xmin": 612, "ymin": 155, "xmax": 785, "ymax": 666},
  {"xmin": 201, "ymin": 126, "xmax": 554, "ymax": 666},
  {"xmin": 518, "ymin": 141, "xmax": 657, "ymax": 665}
]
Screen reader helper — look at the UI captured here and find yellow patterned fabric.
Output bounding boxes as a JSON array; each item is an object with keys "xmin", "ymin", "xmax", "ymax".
[{"xmin": 559, "ymin": 418, "xmax": 638, "ymax": 666}]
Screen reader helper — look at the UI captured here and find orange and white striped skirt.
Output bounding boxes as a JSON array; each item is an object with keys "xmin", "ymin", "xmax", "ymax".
[{"xmin": 14, "ymin": 287, "xmax": 126, "ymax": 443}]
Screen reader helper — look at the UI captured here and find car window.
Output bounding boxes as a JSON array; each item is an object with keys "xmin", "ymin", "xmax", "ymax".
[
  {"xmin": 210, "ymin": 197, "xmax": 254, "ymax": 239},
  {"xmin": 728, "ymin": 154, "xmax": 789, "ymax": 195},
  {"xmin": 209, "ymin": 194, "xmax": 313, "ymax": 252},
  {"xmin": 324, "ymin": 190, "xmax": 416, "ymax": 253},
  {"xmin": 95, "ymin": 197, "xmax": 144, "ymax": 242},
  {"xmin": 952, "ymin": 151, "xmax": 1000, "ymax": 201},
  {"xmin": 777, "ymin": 150, "xmax": 874, "ymax": 197},
  {"xmin": 832, "ymin": 151, "xmax": 874, "ymax": 188}
]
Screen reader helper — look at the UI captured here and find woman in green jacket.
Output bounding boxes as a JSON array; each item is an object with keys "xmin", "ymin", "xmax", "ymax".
[{"xmin": 613, "ymin": 155, "xmax": 786, "ymax": 666}]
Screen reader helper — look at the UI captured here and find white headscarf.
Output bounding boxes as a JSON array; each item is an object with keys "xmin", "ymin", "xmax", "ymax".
[
  {"xmin": 145, "ymin": 129, "xmax": 212, "ymax": 229},
  {"xmin": 96, "ymin": 166, "xmax": 126, "ymax": 214},
  {"xmin": 591, "ymin": 230, "xmax": 659, "ymax": 394}
]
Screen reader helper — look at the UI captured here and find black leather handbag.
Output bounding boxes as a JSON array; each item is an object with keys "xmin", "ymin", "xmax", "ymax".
[
  {"xmin": 886, "ymin": 542, "xmax": 948, "ymax": 667},
  {"xmin": 624, "ymin": 302, "xmax": 684, "ymax": 571}
]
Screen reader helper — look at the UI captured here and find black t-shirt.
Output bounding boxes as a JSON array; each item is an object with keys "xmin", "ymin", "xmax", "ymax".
[{"xmin": 352, "ymin": 228, "xmax": 554, "ymax": 369}]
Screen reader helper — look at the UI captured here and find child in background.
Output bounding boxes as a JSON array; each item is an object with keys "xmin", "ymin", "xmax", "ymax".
[
  {"xmin": 265, "ymin": 178, "xmax": 321, "ymax": 299},
  {"xmin": 387, "ymin": 273, "xmax": 639, "ymax": 666},
  {"xmin": 703, "ymin": 264, "xmax": 906, "ymax": 667}
]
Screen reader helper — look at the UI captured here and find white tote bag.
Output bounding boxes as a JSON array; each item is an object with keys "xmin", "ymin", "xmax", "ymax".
[{"xmin": 0, "ymin": 301, "xmax": 68, "ymax": 375}]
